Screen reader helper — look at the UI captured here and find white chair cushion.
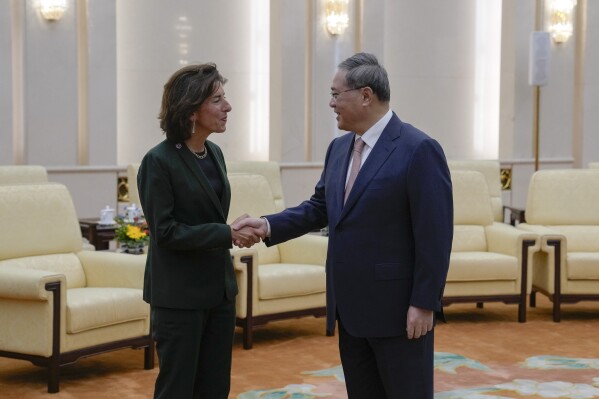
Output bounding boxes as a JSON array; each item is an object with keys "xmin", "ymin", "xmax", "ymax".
[
  {"xmin": 526, "ymin": 170, "xmax": 599, "ymax": 225},
  {"xmin": 567, "ymin": 253, "xmax": 599, "ymax": 280},
  {"xmin": 67, "ymin": 287, "xmax": 148, "ymax": 333},
  {"xmin": 551, "ymin": 226, "xmax": 599, "ymax": 252},
  {"xmin": 228, "ymin": 174, "xmax": 281, "ymax": 264},
  {"xmin": 258, "ymin": 263, "xmax": 326, "ymax": 300},
  {"xmin": 448, "ymin": 160, "xmax": 503, "ymax": 222},
  {"xmin": 127, "ymin": 163, "xmax": 142, "ymax": 210},
  {"xmin": 451, "ymin": 170, "xmax": 494, "ymax": 226},
  {"xmin": 0, "ymin": 184, "xmax": 82, "ymax": 260},
  {"xmin": 227, "ymin": 161, "xmax": 286, "ymax": 211},
  {"xmin": 0, "ymin": 253, "xmax": 86, "ymax": 289},
  {"xmin": 452, "ymin": 225, "xmax": 488, "ymax": 252},
  {"xmin": 0, "ymin": 165, "xmax": 48, "ymax": 185},
  {"xmin": 448, "ymin": 252, "xmax": 519, "ymax": 281}
]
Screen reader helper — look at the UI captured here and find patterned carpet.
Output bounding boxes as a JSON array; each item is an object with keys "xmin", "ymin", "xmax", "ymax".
[{"xmin": 1, "ymin": 295, "xmax": 598, "ymax": 398}]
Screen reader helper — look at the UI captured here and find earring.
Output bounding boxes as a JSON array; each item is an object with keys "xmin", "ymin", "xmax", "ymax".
[{"xmin": 191, "ymin": 119, "xmax": 196, "ymax": 134}]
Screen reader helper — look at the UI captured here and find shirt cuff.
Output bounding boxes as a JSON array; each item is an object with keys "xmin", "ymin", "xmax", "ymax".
[{"xmin": 261, "ymin": 216, "xmax": 272, "ymax": 237}]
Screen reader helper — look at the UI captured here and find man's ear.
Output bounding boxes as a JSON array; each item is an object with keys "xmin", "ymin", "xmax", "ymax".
[{"xmin": 361, "ymin": 87, "xmax": 374, "ymax": 105}]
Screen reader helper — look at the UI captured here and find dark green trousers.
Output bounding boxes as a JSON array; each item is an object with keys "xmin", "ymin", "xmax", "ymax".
[{"xmin": 151, "ymin": 298, "xmax": 236, "ymax": 399}]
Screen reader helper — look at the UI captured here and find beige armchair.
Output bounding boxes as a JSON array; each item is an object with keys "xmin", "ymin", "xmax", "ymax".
[
  {"xmin": 0, "ymin": 183, "xmax": 153, "ymax": 393},
  {"xmin": 443, "ymin": 170, "xmax": 538, "ymax": 322},
  {"xmin": 0, "ymin": 165, "xmax": 96, "ymax": 250},
  {"xmin": 518, "ymin": 169, "xmax": 599, "ymax": 322},
  {"xmin": 0, "ymin": 165, "xmax": 48, "ymax": 184},
  {"xmin": 448, "ymin": 160, "xmax": 504, "ymax": 222},
  {"xmin": 127, "ymin": 163, "xmax": 142, "ymax": 209},
  {"xmin": 228, "ymin": 173, "xmax": 328, "ymax": 349},
  {"xmin": 227, "ymin": 161, "xmax": 286, "ymax": 211}
]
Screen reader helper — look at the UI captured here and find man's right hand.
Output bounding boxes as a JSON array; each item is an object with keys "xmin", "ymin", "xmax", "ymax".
[
  {"xmin": 234, "ymin": 217, "xmax": 268, "ymax": 245},
  {"xmin": 230, "ymin": 216, "xmax": 268, "ymax": 248}
]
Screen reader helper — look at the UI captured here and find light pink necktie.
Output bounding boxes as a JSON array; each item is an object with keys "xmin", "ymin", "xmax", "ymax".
[{"xmin": 344, "ymin": 137, "xmax": 365, "ymax": 204}]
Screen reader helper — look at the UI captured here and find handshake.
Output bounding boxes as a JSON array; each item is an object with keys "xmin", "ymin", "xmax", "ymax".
[{"xmin": 230, "ymin": 214, "xmax": 268, "ymax": 248}]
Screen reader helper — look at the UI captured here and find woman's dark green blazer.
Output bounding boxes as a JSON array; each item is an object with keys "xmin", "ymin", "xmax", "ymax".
[{"xmin": 137, "ymin": 139, "xmax": 238, "ymax": 309}]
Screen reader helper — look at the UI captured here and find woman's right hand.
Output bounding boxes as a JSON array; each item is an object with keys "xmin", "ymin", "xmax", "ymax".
[{"xmin": 230, "ymin": 214, "xmax": 264, "ymax": 248}]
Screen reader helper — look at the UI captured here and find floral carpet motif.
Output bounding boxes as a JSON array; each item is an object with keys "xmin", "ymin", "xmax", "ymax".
[
  {"xmin": 0, "ymin": 298, "xmax": 597, "ymax": 398},
  {"xmin": 237, "ymin": 354, "xmax": 599, "ymax": 399}
]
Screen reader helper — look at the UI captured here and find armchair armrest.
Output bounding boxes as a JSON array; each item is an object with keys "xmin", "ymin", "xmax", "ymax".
[
  {"xmin": 278, "ymin": 234, "xmax": 328, "ymax": 266},
  {"xmin": 485, "ymin": 222, "xmax": 539, "ymax": 256},
  {"xmin": 0, "ymin": 266, "xmax": 65, "ymax": 300},
  {"xmin": 517, "ymin": 223, "xmax": 567, "ymax": 303},
  {"xmin": 229, "ymin": 247, "xmax": 258, "ymax": 321},
  {"xmin": 77, "ymin": 251, "xmax": 146, "ymax": 289},
  {"xmin": 230, "ymin": 247, "xmax": 259, "ymax": 272},
  {"xmin": 517, "ymin": 224, "xmax": 566, "ymax": 251},
  {"xmin": 486, "ymin": 222, "xmax": 540, "ymax": 296}
]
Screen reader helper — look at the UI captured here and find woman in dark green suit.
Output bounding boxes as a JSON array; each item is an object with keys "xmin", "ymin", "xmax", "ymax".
[{"xmin": 137, "ymin": 63, "xmax": 259, "ymax": 399}]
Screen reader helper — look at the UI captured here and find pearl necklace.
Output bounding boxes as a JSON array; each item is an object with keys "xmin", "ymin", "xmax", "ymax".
[{"xmin": 186, "ymin": 144, "xmax": 208, "ymax": 159}]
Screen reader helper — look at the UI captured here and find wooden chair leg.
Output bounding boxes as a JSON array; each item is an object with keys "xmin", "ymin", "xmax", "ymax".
[
  {"xmin": 530, "ymin": 291, "xmax": 536, "ymax": 307},
  {"xmin": 243, "ymin": 320, "xmax": 253, "ymax": 350},
  {"xmin": 144, "ymin": 340, "xmax": 155, "ymax": 369},
  {"xmin": 47, "ymin": 358, "xmax": 60, "ymax": 393},
  {"xmin": 46, "ymin": 281, "xmax": 61, "ymax": 393},
  {"xmin": 518, "ymin": 300, "xmax": 526, "ymax": 323},
  {"xmin": 326, "ymin": 329, "xmax": 335, "ymax": 337},
  {"xmin": 553, "ymin": 294, "xmax": 561, "ymax": 322}
]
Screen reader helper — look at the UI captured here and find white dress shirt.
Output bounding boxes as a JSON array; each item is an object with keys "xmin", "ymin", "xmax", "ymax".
[{"xmin": 345, "ymin": 109, "xmax": 393, "ymax": 186}]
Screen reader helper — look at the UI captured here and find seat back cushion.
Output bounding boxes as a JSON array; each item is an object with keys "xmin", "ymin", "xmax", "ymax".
[
  {"xmin": 451, "ymin": 170, "xmax": 494, "ymax": 226},
  {"xmin": 526, "ymin": 170, "xmax": 599, "ymax": 225},
  {"xmin": 452, "ymin": 225, "xmax": 488, "ymax": 252},
  {"xmin": 449, "ymin": 160, "xmax": 503, "ymax": 222},
  {"xmin": 550, "ymin": 226, "xmax": 599, "ymax": 252},
  {"xmin": 228, "ymin": 173, "xmax": 280, "ymax": 264},
  {"xmin": 227, "ymin": 161, "xmax": 285, "ymax": 211},
  {"xmin": 0, "ymin": 165, "xmax": 48, "ymax": 185},
  {"xmin": 0, "ymin": 183, "xmax": 83, "ymax": 261},
  {"xmin": 127, "ymin": 163, "xmax": 142, "ymax": 210}
]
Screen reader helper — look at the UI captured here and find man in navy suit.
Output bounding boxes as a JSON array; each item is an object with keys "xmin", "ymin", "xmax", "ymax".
[{"xmin": 235, "ymin": 52, "xmax": 453, "ymax": 398}]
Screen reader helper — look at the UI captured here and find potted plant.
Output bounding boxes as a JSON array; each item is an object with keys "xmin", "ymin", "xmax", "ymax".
[{"xmin": 114, "ymin": 216, "xmax": 149, "ymax": 254}]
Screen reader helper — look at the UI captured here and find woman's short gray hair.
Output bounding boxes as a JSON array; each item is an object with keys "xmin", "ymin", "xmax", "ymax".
[{"xmin": 338, "ymin": 53, "xmax": 390, "ymax": 102}]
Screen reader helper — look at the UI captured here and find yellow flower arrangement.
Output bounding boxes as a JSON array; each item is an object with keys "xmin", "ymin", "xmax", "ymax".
[
  {"xmin": 114, "ymin": 216, "xmax": 149, "ymax": 253},
  {"xmin": 125, "ymin": 224, "xmax": 147, "ymax": 241}
]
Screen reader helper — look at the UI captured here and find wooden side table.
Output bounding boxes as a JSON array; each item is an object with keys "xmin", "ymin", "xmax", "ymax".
[{"xmin": 79, "ymin": 218, "xmax": 117, "ymax": 250}]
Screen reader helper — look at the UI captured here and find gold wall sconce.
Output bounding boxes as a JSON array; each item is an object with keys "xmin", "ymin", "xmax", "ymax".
[
  {"xmin": 548, "ymin": 0, "xmax": 577, "ymax": 44},
  {"xmin": 38, "ymin": 0, "xmax": 68, "ymax": 21},
  {"xmin": 325, "ymin": 0, "xmax": 349, "ymax": 36}
]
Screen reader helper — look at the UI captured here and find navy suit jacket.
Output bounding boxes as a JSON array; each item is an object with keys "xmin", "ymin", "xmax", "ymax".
[{"xmin": 266, "ymin": 113, "xmax": 453, "ymax": 337}]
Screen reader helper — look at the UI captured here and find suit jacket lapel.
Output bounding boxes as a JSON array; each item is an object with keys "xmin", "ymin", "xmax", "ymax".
[
  {"xmin": 207, "ymin": 141, "xmax": 231, "ymax": 217},
  {"xmin": 177, "ymin": 142, "xmax": 227, "ymax": 221},
  {"xmin": 338, "ymin": 114, "xmax": 402, "ymax": 221}
]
